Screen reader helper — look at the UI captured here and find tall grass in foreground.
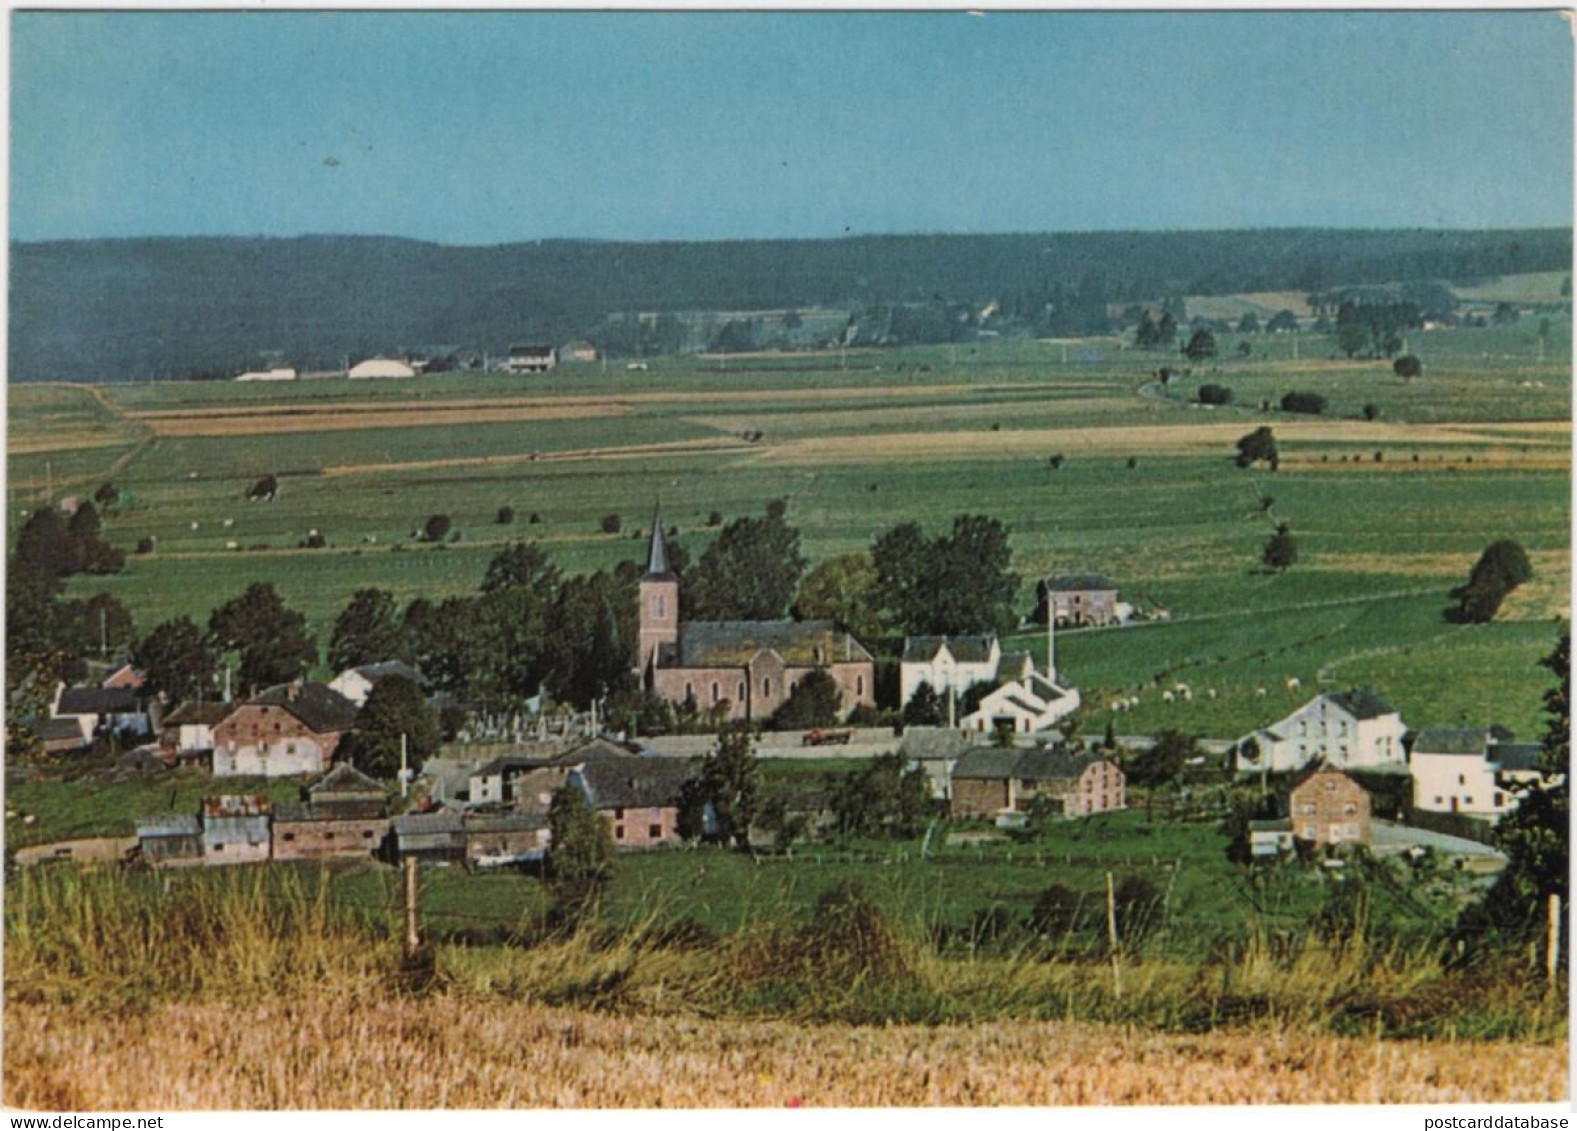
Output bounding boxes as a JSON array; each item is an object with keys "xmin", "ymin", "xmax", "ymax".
[{"xmin": 5, "ymin": 866, "xmax": 1564, "ymax": 1044}]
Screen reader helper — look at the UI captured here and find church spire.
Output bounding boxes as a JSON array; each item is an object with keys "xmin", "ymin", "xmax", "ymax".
[{"xmin": 645, "ymin": 507, "xmax": 672, "ymax": 578}]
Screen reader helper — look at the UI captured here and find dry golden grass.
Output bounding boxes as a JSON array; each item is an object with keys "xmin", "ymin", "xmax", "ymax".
[
  {"xmin": 323, "ymin": 436, "xmax": 750, "ymax": 478},
  {"xmin": 689, "ymin": 396, "xmax": 1129, "ymax": 435},
  {"xmin": 6, "ymin": 433, "xmax": 130, "ymax": 455},
  {"xmin": 5, "ymin": 994, "xmax": 1565, "ymax": 1109}
]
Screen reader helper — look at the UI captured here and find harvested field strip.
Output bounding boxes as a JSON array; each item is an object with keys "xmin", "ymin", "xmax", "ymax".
[
  {"xmin": 5, "ymin": 997, "xmax": 1566, "ymax": 1109},
  {"xmin": 141, "ymin": 403, "xmax": 631, "ymax": 437},
  {"xmin": 1287, "ymin": 457, "xmax": 1571, "ymax": 473},
  {"xmin": 689, "ymin": 397, "xmax": 1132, "ymax": 434},
  {"xmin": 7, "ymin": 433, "xmax": 134, "ymax": 455},
  {"xmin": 322, "ymin": 436, "xmax": 750, "ymax": 478},
  {"xmin": 122, "ymin": 381, "xmax": 1077, "ymax": 420},
  {"xmin": 756, "ymin": 420, "xmax": 1574, "ymax": 465}
]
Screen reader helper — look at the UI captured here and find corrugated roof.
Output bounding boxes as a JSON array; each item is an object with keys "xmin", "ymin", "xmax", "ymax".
[
  {"xmin": 1412, "ymin": 727, "xmax": 1490, "ymax": 756},
  {"xmin": 202, "ymin": 795, "xmax": 272, "ymax": 818},
  {"xmin": 393, "ymin": 812, "xmax": 464, "ymax": 835},
  {"xmin": 136, "ymin": 815, "xmax": 200, "ymax": 838},
  {"xmin": 275, "ymin": 802, "xmax": 388, "ymax": 824},
  {"xmin": 675, "ymin": 620, "xmax": 872, "ymax": 668},
  {"xmin": 252, "ymin": 682, "xmax": 359, "ymax": 734},
  {"xmin": 1326, "ymin": 687, "xmax": 1396, "ymax": 721},
  {"xmin": 464, "ymin": 811, "xmax": 549, "ymax": 834}
]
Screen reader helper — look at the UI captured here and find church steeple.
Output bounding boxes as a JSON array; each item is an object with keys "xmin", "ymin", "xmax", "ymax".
[{"xmin": 644, "ymin": 507, "xmax": 674, "ymax": 579}]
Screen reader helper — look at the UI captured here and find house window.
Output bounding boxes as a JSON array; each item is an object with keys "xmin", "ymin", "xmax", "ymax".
[
  {"xmin": 763, "ymin": 677, "xmax": 772, "ymax": 697},
  {"xmin": 684, "ymin": 683, "xmax": 694, "ymax": 700},
  {"xmin": 738, "ymin": 682, "xmax": 746, "ymax": 701},
  {"xmin": 1301, "ymin": 803, "xmax": 1315, "ymax": 816},
  {"xmin": 711, "ymin": 682, "xmax": 720, "ymax": 704},
  {"xmin": 857, "ymin": 675, "xmax": 865, "ymax": 697},
  {"xmin": 363, "ymin": 830, "xmax": 375, "ymax": 838},
  {"xmin": 1434, "ymin": 796, "xmax": 1444, "ymax": 805},
  {"xmin": 1458, "ymin": 774, "xmax": 1466, "ymax": 786},
  {"xmin": 651, "ymin": 807, "xmax": 661, "ymax": 820},
  {"xmin": 614, "ymin": 807, "xmax": 625, "ymax": 820},
  {"xmin": 652, "ymin": 594, "xmax": 666, "ymax": 617},
  {"xmin": 649, "ymin": 825, "xmax": 662, "ymax": 839},
  {"xmin": 282, "ymin": 833, "xmax": 296, "ymax": 842},
  {"xmin": 213, "ymin": 843, "xmax": 225, "ymax": 851},
  {"xmin": 615, "ymin": 826, "xmax": 625, "ymax": 840},
  {"xmin": 1495, "ymin": 793, "xmax": 1505, "ymax": 808},
  {"xmin": 1343, "ymin": 803, "xmax": 1356, "ymax": 816},
  {"xmin": 1463, "ymin": 796, "xmax": 1473, "ymax": 806}
]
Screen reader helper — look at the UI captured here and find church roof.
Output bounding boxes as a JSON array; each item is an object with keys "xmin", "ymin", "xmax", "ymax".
[
  {"xmin": 670, "ymin": 620, "xmax": 873, "ymax": 668},
  {"xmin": 643, "ymin": 509, "xmax": 675, "ymax": 581}
]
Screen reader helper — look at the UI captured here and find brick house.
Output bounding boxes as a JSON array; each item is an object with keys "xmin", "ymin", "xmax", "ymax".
[
  {"xmin": 212, "ymin": 681, "xmax": 358, "ymax": 778},
  {"xmin": 637, "ymin": 515, "xmax": 876, "ymax": 723},
  {"xmin": 1287, "ymin": 766, "xmax": 1371, "ymax": 848},
  {"xmin": 272, "ymin": 764, "xmax": 391, "ymax": 861},
  {"xmin": 571, "ymin": 755, "xmax": 700, "ymax": 849},
  {"xmin": 950, "ymin": 748, "xmax": 1126, "ymax": 819},
  {"xmin": 1036, "ymin": 573, "xmax": 1122, "ymax": 627}
]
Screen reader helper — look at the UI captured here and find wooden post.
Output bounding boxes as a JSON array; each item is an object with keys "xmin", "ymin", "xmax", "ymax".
[
  {"xmin": 1106, "ymin": 870, "xmax": 1122, "ymax": 999},
  {"xmin": 1547, "ymin": 892, "xmax": 1561, "ymax": 993},
  {"xmin": 402, "ymin": 856, "xmax": 421, "ymax": 961}
]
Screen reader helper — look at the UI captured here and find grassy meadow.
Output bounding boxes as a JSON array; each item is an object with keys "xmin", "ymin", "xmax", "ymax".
[{"xmin": 9, "ymin": 318, "xmax": 1569, "ymax": 741}]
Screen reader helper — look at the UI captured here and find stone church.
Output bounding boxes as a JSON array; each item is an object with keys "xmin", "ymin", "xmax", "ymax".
[{"xmin": 636, "ymin": 515, "xmax": 876, "ymax": 723}]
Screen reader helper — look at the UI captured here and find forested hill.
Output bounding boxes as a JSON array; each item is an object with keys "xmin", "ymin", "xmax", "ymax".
[{"xmin": 10, "ymin": 228, "xmax": 1570, "ymax": 382}]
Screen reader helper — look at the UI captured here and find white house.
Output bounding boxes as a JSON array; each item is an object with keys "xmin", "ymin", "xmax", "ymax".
[
  {"xmin": 347, "ymin": 358, "xmax": 418, "ymax": 380},
  {"xmin": 1235, "ymin": 687, "xmax": 1407, "ymax": 775},
  {"xmin": 328, "ymin": 660, "xmax": 428, "ymax": 709},
  {"xmin": 961, "ymin": 670, "xmax": 1081, "ymax": 735},
  {"xmin": 161, "ymin": 701, "xmax": 232, "ymax": 756},
  {"xmin": 900, "ymin": 635, "xmax": 1005, "ymax": 706},
  {"xmin": 501, "ymin": 345, "xmax": 557, "ymax": 373},
  {"xmin": 1410, "ymin": 727, "xmax": 1546, "ymax": 821}
]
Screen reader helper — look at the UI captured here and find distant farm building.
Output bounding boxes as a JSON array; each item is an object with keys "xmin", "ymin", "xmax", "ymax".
[
  {"xmin": 1035, "ymin": 573, "xmax": 1125, "ymax": 627},
  {"xmin": 502, "ymin": 345, "xmax": 557, "ymax": 373},
  {"xmin": 347, "ymin": 357, "xmax": 418, "ymax": 380},
  {"xmin": 561, "ymin": 341, "xmax": 599, "ymax": 363},
  {"xmin": 949, "ymin": 747, "xmax": 1125, "ymax": 820},
  {"xmin": 1409, "ymin": 727, "xmax": 1546, "ymax": 822},
  {"xmin": 1235, "ymin": 688, "xmax": 1407, "ymax": 775},
  {"xmin": 235, "ymin": 367, "xmax": 298, "ymax": 382}
]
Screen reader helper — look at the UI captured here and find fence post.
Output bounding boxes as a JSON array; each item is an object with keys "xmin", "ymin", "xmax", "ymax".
[
  {"xmin": 403, "ymin": 856, "xmax": 422, "ymax": 961},
  {"xmin": 1106, "ymin": 870, "xmax": 1122, "ymax": 1000},
  {"xmin": 1547, "ymin": 892, "xmax": 1562, "ymax": 994}
]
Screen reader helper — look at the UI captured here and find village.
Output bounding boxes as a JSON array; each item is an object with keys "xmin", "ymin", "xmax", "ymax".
[{"xmin": 10, "ymin": 514, "xmax": 1551, "ymax": 900}]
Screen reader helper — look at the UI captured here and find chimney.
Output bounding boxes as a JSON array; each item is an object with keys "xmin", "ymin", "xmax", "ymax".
[{"xmin": 287, "ymin": 681, "xmax": 300, "ymax": 702}]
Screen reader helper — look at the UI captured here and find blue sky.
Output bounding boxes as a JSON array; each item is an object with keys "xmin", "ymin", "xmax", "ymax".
[{"xmin": 10, "ymin": 10, "xmax": 1573, "ymax": 243}]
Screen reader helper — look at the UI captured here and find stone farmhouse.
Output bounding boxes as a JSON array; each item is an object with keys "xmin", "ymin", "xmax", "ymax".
[
  {"xmin": 272, "ymin": 764, "xmax": 391, "ymax": 862},
  {"xmin": 900, "ymin": 634, "xmax": 1034, "ymax": 708},
  {"xmin": 1235, "ymin": 687, "xmax": 1407, "ymax": 775},
  {"xmin": 1287, "ymin": 765, "xmax": 1372, "ymax": 848},
  {"xmin": 1037, "ymin": 572, "xmax": 1125, "ymax": 627},
  {"xmin": 949, "ymin": 747, "xmax": 1125, "ymax": 820},
  {"xmin": 637, "ymin": 516, "xmax": 876, "ymax": 723},
  {"xmin": 1409, "ymin": 727, "xmax": 1546, "ymax": 822},
  {"xmin": 571, "ymin": 755, "xmax": 702, "ymax": 849},
  {"xmin": 212, "ymin": 681, "xmax": 359, "ymax": 778}
]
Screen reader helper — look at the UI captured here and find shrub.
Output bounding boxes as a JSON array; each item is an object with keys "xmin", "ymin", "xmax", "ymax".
[
  {"xmin": 1280, "ymin": 391, "xmax": 1327, "ymax": 415},
  {"xmin": 496, "ymin": 506, "xmax": 515, "ymax": 525},
  {"xmin": 135, "ymin": 536, "xmax": 156, "ymax": 555},
  {"xmin": 1393, "ymin": 355, "xmax": 1423, "ymax": 380},
  {"xmin": 1363, "ymin": 403, "xmax": 1380, "ymax": 421},
  {"xmin": 600, "ymin": 513, "xmax": 623, "ymax": 535},
  {"xmin": 422, "ymin": 514, "xmax": 451, "ymax": 542},
  {"xmin": 1198, "ymin": 383, "xmax": 1234, "ymax": 406},
  {"xmin": 528, "ymin": 511, "xmax": 543, "ymax": 524},
  {"xmin": 708, "ymin": 510, "xmax": 723, "ymax": 527}
]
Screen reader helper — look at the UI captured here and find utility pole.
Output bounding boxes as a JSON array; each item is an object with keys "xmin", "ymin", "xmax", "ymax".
[
  {"xmin": 100, "ymin": 607, "xmax": 108, "ymax": 659},
  {"xmin": 1046, "ymin": 605, "xmax": 1057, "ymax": 684},
  {"xmin": 402, "ymin": 856, "xmax": 422, "ymax": 961},
  {"xmin": 1547, "ymin": 892, "xmax": 1562, "ymax": 994},
  {"xmin": 399, "ymin": 732, "xmax": 409, "ymax": 799}
]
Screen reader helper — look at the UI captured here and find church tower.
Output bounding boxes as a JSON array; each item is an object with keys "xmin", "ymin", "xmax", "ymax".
[{"xmin": 637, "ymin": 509, "xmax": 680, "ymax": 680}]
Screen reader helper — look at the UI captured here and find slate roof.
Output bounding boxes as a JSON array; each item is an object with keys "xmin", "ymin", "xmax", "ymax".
[
  {"xmin": 32, "ymin": 716, "xmax": 89, "ymax": 743},
  {"xmin": 998, "ymin": 651, "xmax": 1035, "ymax": 678},
  {"xmin": 308, "ymin": 762, "xmax": 386, "ymax": 799},
  {"xmin": 164, "ymin": 701, "xmax": 233, "ymax": 727},
  {"xmin": 901, "ymin": 635, "xmax": 997, "ymax": 664},
  {"xmin": 671, "ymin": 620, "xmax": 873, "ymax": 668},
  {"xmin": 57, "ymin": 686, "xmax": 141, "ymax": 715},
  {"xmin": 464, "ymin": 811, "xmax": 549, "ymax": 834},
  {"xmin": 1326, "ymin": 687, "xmax": 1396, "ymax": 721},
  {"xmin": 574, "ymin": 756, "xmax": 700, "ymax": 810},
  {"xmin": 900, "ymin": 726, "xmax": 975, "ymax": 760},
  {"xmin": 1041, "ymin": 573, "xmax": 1119, "ymax": 592},
  {"xmin": 393, "ymin": 812, "xmax": 465, "ymax": 836},
  {"xmin": 274, "ymin": 802, "xmax": 388, "ymax": 824},
  {"xmin": 643, "ymin": 510, "xmax": 675, "ymax": 581},
  {"xmin": 953, "ymin": 747, "xmax": 1103, "ymax": 782},
  {"xmin": 1490, "ymin": 742, "xmax": 1543, "ymax": 772},
  {"xmin": 1248, "ymin": 818, "xmax": 1294, "ymax": 833},
  {"xmin": 252, "ymin": 682, "xmax": 359, "ymax": 734},
  {"xmin": 348, "ymin": 660, "xmax": 428, "ymax": 688},
  {"xmin": 1412, "ymin": 727, "xmax": 1490, "ymax": 757}
]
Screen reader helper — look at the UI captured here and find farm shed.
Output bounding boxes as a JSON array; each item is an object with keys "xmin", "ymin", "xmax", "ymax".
[
  {"xmin": 135, "ymin": 815, "xmax": 203, "ymax": 868},
  {"xmin": 950, "ymin": 747, "xmax": 1125, "ymax": 820},
  {"xmin": 200, "ymin": 796, "xmax": 273, "ymax": 865},
  {"xmin": 392, "ymin": 812, "xmax": 466, "ymax": 864},
  {"xmin": 27, "ymin": 715, "xmax": 92, "ymax": 754},
  {"xmin": 462, "ymin": 811, "xmax": 550, "ymax": 866},
  {"xmin": 1248, "ymin": 818, "xmax": 1295, "ymax": 859},
  {"xmin": 899, "ymin": 726, "xmax": 980, "ymax": 799}
]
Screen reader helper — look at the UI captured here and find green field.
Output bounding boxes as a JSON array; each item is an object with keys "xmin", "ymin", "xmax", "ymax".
[{"xmin": 9, "ymin": 322, "xmax": 1570, "ymax": 741}]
